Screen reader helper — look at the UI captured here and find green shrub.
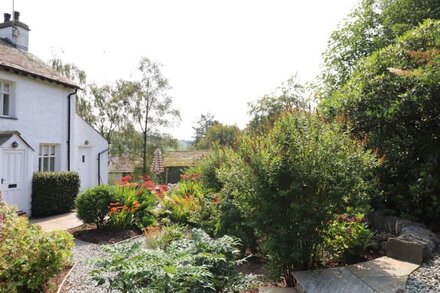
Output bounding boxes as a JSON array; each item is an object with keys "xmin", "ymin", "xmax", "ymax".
[
  {"xmin": 108, "ymin": 186, "xmax": 158, "ymax": 231},
  {"xmin": 145, "ymin": 224, "xmax": 186, "ymax": 249},
  {"xmin": 75, "ymin": 185, "xmax": 116, "ymax": 229},
  {"xmin": 91, "ymin": 229, "xmax": 258, "ymax": 292},
  {"xmin": 185, "ymin": 148, "xmax": 231, "ymax": 192},
  {"xmin": 32, "ymin": 171, "xmax": 80, "ymax": 217},
  {"xmin": 319, "ymin": 213, "xmax": 373, "ymax": 265},
  {"xmin": 0, "ymin": 201, "xmax": 74, "ymax": 292},
  {"xmin": 218, "ymin": 112, "xmax": 378, "ymax": 285},
  {"xmin": 320, "ymin": 20, "xmax": 440, "ymax": 227}
]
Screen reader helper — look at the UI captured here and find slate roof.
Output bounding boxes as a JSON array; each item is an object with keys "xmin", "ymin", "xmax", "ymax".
[
  {"xmin": 109, "ymin": 151, "xmax": 210, "ymax": 172},
  {"xmin": 0, "ymin": 38, "xmax": 78, "ymax": 88},
  {"xmin": 163, "ymin": 151, "xmax": 210, "ymax": 167}
]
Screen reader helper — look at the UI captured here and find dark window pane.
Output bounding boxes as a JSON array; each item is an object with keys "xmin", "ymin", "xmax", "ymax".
[
  {"xmin": 2, "ymin": 94, "xmax": 9, "ymax": 116},
  {"xmin": 43, "ymin": 157, "xmax": 49, "ymax": 171},
  {"xmin": 50, "ymin": 157, "xmax": 55, "ymax": 171}
]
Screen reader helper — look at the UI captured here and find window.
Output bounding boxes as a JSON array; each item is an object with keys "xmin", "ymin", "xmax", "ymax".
[
  {"xmin": 0, "ymin": 81, "xmax": 13, "ymax": 117},
  {"xmin": 39, "ymin": 144, "xmax": 57, "ymax": 172}
]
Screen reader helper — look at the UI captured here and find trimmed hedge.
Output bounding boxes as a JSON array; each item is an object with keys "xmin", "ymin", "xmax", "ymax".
[{"xmin": 32, "ymin": 172, "xmax": 80, "ymax": 217}]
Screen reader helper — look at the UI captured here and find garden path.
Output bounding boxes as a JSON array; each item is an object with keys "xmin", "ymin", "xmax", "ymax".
[
  {"xmin": 29, "ymin": 211, "xmax": 82, "ymax": 232},
  {"xmin": 292, "ymin": 256, "xmax": 419, "ymax": 293}
]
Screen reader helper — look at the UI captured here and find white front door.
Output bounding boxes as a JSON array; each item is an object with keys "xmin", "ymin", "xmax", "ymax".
[
  {"xmin": 78, "ymin": 147, "xmax": 92, "ymax": 191},
  {"xmin": 0, "ymin": 149, "xmax": 26, "ymax": 212}
]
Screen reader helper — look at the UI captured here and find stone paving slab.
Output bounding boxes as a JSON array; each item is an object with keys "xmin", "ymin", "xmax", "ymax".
[
  {"xmin": 29, "ymin": 211, "xmax": 82, "ymax": 232},
  {"xmin": 294, "ymin": 267, "xmax": 375, "ymax": 293},
  {"xmin": 259, "ymin": 288, "xmax": 297, "ymax": 292},
  {"xmin": 348, "ymin": 256, "xmax": 419, "ymax": 278},
  {"xmin": 362, "ymin": 276, "xmax": 407, "ymax": 293},
  {"xmin": 292, "ymin": 257, "xmax": 420, "ymax": 293}
]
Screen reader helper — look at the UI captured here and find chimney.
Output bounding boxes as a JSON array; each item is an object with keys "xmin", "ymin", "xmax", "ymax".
[
  {"xmin": 13, "ymin": 11, "xmax": 19, "ymax": 22},
  {"xmin": 0, "ymin": 11, "xmax": 30, "ymax": 51}
]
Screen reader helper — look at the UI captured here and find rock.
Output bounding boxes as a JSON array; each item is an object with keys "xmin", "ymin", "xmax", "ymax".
[
  {"xmin": 380, "ymin": 241, "xmax": 388, "ymax": 251},
  {"xmin": 387, "ymin": 237, "xmax": 428, "ymax": 264},
  {"xmin": 367, "ymin": 211, "xmax": 439, "ymax": 265}
]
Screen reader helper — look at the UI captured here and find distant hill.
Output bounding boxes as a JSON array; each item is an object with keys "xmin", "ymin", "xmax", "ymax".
[{"xmin": 178, "ymin": 140, "xmax": 194, "ymax": 150}]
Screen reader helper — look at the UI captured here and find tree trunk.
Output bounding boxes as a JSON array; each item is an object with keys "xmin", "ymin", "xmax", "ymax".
[{"xmin": 143, "ymin": 130, "xmax": 148, "ymax": 174}]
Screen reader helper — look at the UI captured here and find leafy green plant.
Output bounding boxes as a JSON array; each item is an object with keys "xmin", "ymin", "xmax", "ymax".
[
  {"xmin": 32, "ymin": 171, "xmax": 80, "ymax": 217},
  {"xmin": 109, "ymin": 186, "xmax": 158, "ymax": 230},
  {"xmin": 91, "ymin": 229, "xmax": 258, "ymax": 292},
  {"xmin": 75, "ymin": 185, "xmax": 116, "ymax": 229},
  {"xmin": 218, "ymin": 111, "xmax": 378, "ymax": 286},
  {"xmin": 319, "ymin": 213, "xmax": 374, "ymax": 265},
  {"xmin": 145, "ymin": 224, "xmax": 186, "ymax": 249},
  {"xmin": 0, "ymin": 201, "xmax": 74, "ymax": 292}
]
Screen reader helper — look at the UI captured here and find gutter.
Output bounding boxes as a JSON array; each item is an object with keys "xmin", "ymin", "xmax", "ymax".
[
  {"xmin": 67, "ymin": 88, "xmax": 78, "ymax": 171},
  {"xmin": 98, "ymin": 148, "xmax": 110, "ymax": 184}
]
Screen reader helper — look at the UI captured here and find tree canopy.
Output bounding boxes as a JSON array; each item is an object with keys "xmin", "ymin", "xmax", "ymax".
[
  {"xmin": 318, "ymin": 0, "xmax": 440, "ymax": 99},
  {"xmin": 320, "ymin": 19, "xmax": 440, "ymax": 225}
]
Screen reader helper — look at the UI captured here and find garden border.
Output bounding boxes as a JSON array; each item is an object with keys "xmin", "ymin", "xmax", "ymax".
[
  {"xmin": 366, "ymin": 212, "xmax": 439, "ymax": 264},
  {"xmin": 56, "ymin": 263, "xmax": 77, "ymax": 293}
]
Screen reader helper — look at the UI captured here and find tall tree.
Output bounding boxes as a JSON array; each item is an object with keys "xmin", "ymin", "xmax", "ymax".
[
  {"xmin": 318, "ymin": 0, "xmax": 440, "ymax": 99},
  {"xmin": 192, "ymin": 113, "xmax": 219, "ymax": 145},
  {"xmin": 320, "ymin": 20, "xmax": 440, "ymax": 225},
  {"xmin": 49, "ymin": 58, "xmax": 95, "ymax": 124},
  {"xmin": 196, "ymin": 123, "xmax": 241, "ymax": 150},
  {"xmin": 129, "ymin": 57, "xmax": 181, "ymax": 174},
  {"xmin": 89, "ymin": 80, "xmax": 134, "ymax": 141},
  {"xmin": 247, "ymin": 75, "xmax": 308, "ymax": 134}
]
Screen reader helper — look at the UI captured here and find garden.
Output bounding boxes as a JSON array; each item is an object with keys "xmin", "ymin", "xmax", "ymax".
[{"xmin": 1, "ymin": 0, "xmax": 440, "ymax": 292}]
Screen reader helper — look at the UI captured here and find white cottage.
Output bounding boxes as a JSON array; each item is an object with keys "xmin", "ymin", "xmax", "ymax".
[{"xmin": 0, "ymin": 12, "xmax": 108, "ymax": 216}]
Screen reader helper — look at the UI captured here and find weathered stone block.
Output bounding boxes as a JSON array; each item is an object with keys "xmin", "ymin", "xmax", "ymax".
[{"xmin": 386, "ymin": 237, "xmax": 428, "ymax": 264}]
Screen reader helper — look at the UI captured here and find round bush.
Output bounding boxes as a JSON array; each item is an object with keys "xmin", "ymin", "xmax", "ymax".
[{"xmin": 75, "ymin": 185, "xmax": 115, "ymax": 228}]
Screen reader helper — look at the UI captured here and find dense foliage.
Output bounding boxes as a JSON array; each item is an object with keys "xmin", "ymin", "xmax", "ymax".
[
  {"xmin": 318, "ymin": 0, "xmax": 440, "ymax": 98},
  {"xmin": 0, "ymin": 201, "xmax": 74, "ymax": 292},
  {"xmin": 32, "ymin": 171, "xmax": 80, "ymax": 217},
  {"xmin": 75, "ymin": 185, "xmax": 116, "ymax": 229},
  {"xmin": 109, "ymin": 186, "xmax": 158, "ymax": 230},
  {"xmin": 321, "ymin": 20, "xmax": 440, "ymax": 226},
  {"xmin": 196, "ymin": 123, "xmax": 242, "ymax": 150},
  {"xmin": 247, "ymin": 75, "xmax": 308, "ymax": 134},
  {"xmin": 76, "ymin": 178, "xmax": 159, "ymax": 231},
  {"xmin": 91, "ymin": 228, "xmax": 257, "ymax": 292},
  {"xmin": 319, "ymin": 213, "xmax": 373, "ymax": 265},
  {"xmin": 217, "ymin": 112, "xmax": 378, "ymax": 285}
]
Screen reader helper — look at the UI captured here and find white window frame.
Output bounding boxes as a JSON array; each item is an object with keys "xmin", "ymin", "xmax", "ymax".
[
  {"xmin": 39, "ymin": 144, "xmax": 57, "ymax": 172},
  {"xmin": 0, "ymin": 80, "xmax": 14, "ymax": 117}
]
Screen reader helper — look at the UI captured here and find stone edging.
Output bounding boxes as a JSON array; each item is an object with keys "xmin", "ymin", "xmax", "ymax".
[
  {"xmin": 56, "ymin": 263, "xmax": 77, "ymax": 293},
  {"xmin": 367, "ymin": 212, "xmax": 439, "ymax": 264}
]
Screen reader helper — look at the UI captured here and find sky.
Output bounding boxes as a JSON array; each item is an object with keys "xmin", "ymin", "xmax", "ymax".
[{"xmin": 2, "ymin": 0, "xmax": 359, "ymax": 140}]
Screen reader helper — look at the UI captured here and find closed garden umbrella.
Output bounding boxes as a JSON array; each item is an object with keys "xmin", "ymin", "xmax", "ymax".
[{"xmin": 150, "ymin": 148, "xmax": 164, "ymax": 175}]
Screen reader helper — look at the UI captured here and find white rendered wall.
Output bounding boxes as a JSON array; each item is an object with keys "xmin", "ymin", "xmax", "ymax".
[
  {"xmin": 0, "ymin": 69, "xmax": 108, "ymax": 214},
  {"xmin": 0, "ymin": 70, "xmax": 72, "ymax": 172},
  {"xmin": 73, "ymin": 114, "xmax": 109, "ymax": 190}
]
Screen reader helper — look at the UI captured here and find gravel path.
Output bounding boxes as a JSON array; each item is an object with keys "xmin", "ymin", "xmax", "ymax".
[
  {"xmin": 406, "ymin": 248, "xmax": 440, "ymax": 293},
  {"xmin": 62, "ymin": 237, "xmax": 145, "ymax": 293},
  {"xmin": 61, "ymin": 240, "xmax": 108, "ymax": 293}
]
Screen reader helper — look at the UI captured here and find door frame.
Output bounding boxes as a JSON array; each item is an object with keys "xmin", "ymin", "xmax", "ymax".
[{"xmin": 0, "ymin": 134, "xmax": 33, "ymax": 214}]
